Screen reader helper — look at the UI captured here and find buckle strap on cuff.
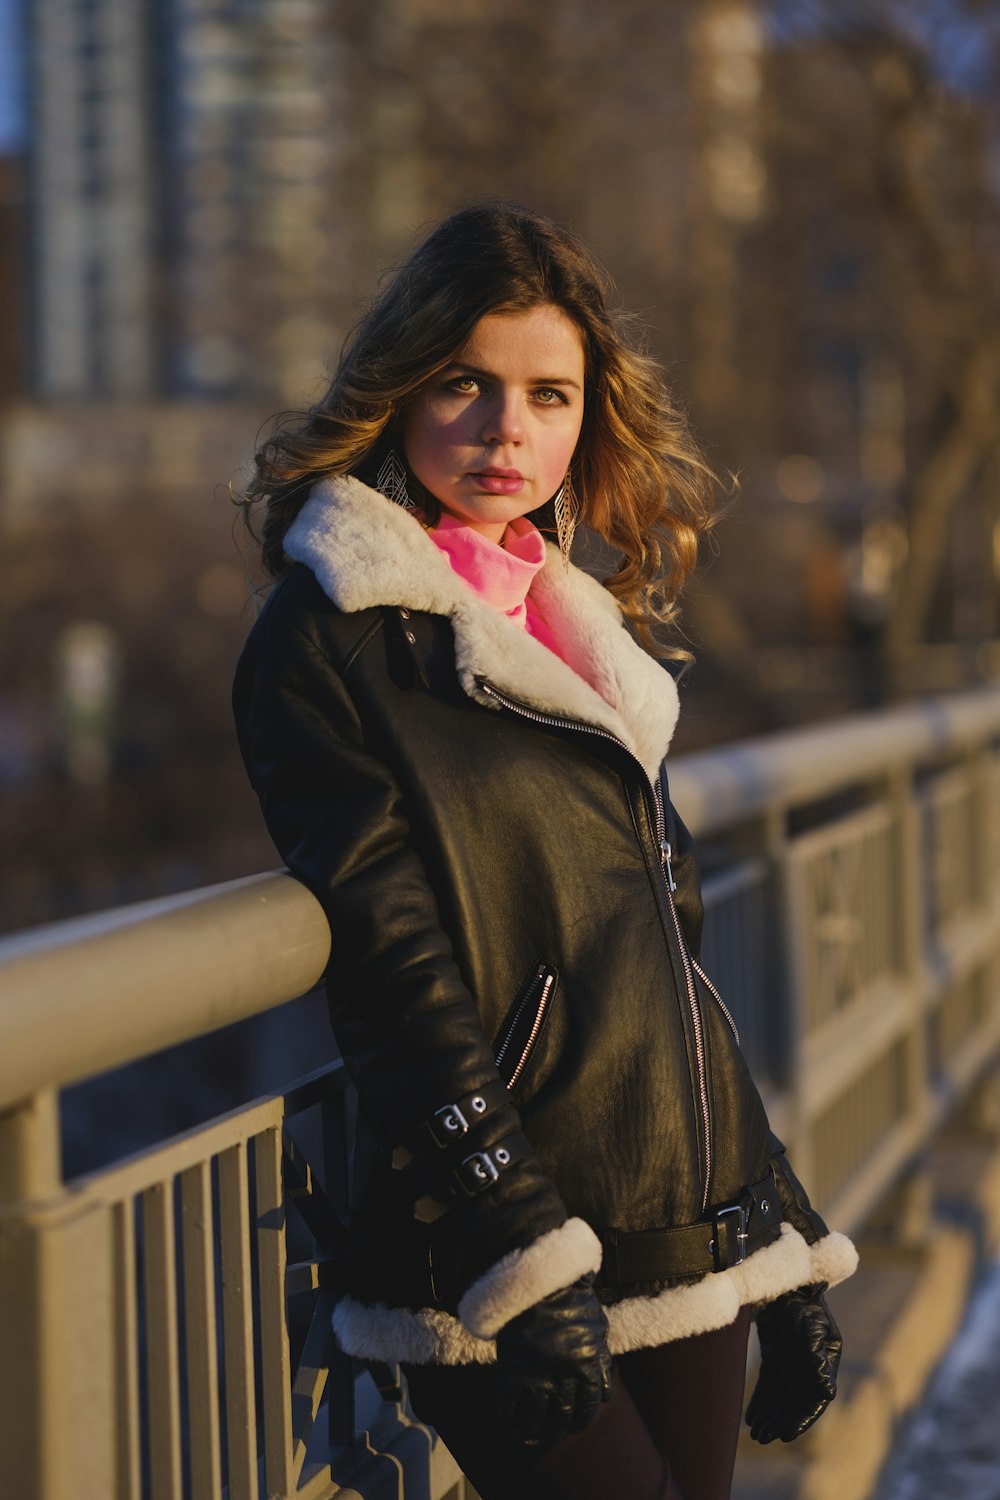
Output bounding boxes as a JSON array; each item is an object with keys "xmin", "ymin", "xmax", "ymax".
[
  {"xmin": 451, "ymin": 1131, "xmax": 532, "ymax": 1197},
  {"xmin": 410, "ymin": 1131, "xmax": 533, "ymax": 1222},
  {"xmin": 423, "ymin": 1080, "xmax": 510, "ymax": 1150}
]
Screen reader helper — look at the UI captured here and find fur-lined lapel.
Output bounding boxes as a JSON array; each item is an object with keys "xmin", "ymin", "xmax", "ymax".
[{"xmin": 284, "ymin": 475, "xmax": 680, "ymax": 779}]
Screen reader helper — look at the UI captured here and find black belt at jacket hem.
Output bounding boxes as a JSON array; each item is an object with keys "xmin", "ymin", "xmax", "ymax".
[{"xmin": 596, "ymin": 1169, "xmax": 782, "ymax": 1287}]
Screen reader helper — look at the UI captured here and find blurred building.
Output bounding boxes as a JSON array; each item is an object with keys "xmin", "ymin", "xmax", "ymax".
[
  {"xmin": 0, "ymin": 154, "xmax": 23, "ymax": 403},
  {"xmin": 163, "ymin": 0, "xmax": 351, "ymax": 401},
  {"xmin": 29, "ymin": 0, "xmax": 156, "ymax": 399},
  {"xmin": 25, "ymin": 0, "xmax": 351, "ymax": 407}
]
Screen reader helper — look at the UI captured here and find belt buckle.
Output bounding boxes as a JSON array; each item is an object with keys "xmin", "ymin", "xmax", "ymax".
[{"xmin": 712, "ymin": 1199, "xmax": 750, "ymax": 1271}]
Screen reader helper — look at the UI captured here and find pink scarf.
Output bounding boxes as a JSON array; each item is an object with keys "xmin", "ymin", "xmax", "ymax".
[{"xmin": 428, "ymin": 514, "xmax": 571, "ymax": 667}]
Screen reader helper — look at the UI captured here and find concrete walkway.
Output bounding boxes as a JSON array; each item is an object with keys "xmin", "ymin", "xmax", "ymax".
[
  {"xmin": 873, "ymin": 1257, "xmax": 1000, "ymax": 1500},
  {"xmin": 732, "ymin": 1100, "xmax": 1000, "ymax": 1500}
]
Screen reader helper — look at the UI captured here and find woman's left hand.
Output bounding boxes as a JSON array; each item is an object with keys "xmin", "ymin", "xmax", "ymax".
[
  {"xmin": 745, "ymin": 1283, "xmax": 842, "ymax": 1443},
  {"xmin": 494, "ymin": 1273, "xmax": 613, "ymax": 1450}
]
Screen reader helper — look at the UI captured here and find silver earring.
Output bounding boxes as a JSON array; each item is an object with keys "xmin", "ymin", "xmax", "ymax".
[
  {"xmin": 376, "ymin": 447, "xmax": 415, "ymax": 511},
  {"xmin": 554, "ymin": 468, "xmax": 578, "ymax": 566}
]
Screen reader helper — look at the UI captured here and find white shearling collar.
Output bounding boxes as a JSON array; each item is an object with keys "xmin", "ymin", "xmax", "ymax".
[{"xmin": 284, "ymin": 474, "xmax": 680, "ymax": 780}]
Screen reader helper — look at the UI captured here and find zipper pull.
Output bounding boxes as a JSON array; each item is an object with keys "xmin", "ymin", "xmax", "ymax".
[{"xmin": 660, "ymin": 839, "xmax": 677, "ymax": 892}]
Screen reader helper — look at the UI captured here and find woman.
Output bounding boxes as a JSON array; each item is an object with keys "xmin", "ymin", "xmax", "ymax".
[{"xmin": 233, "ymin": 202, "xmax": 856, "ymax": 1500}]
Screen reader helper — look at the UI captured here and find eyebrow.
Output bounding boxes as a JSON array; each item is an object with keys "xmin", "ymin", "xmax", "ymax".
[{"xmin": 444, "ymin": 361, "xmax": 582, "ymax": 391}]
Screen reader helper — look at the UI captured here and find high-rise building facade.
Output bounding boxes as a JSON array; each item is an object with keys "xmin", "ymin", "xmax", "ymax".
[
  {"xmin": 28, "ymin": 0, "xmax": 354, "ymax": 404},
  {"xmin": 30, "ymin": 0, "xmax": 157, "ymax": 398},
  {"xmin": 0, "ymin": 155, "xmax": 25, "ymax": 403},
  {"xmin": 164, "ymin": 0, "xmax": 352, "ymax": 400}
]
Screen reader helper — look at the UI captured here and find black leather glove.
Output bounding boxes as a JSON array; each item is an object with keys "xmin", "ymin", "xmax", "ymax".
[
  {"xmin": 494, "ymin": 1272, "xmax": 613, "ymax": 1450},
  {"xmin": 746, "ymin": 1283, "xmax": 842, "ymax": 1443}
]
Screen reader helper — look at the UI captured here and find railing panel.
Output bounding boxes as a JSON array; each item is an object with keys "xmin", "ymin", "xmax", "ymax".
[
  {"xmin": 58, "ymin": 1066, "xmax": 348, "ymax": 1500},
  {"xmin": 935, "ymin": 971, "xmax": 979, "ymax": 1071},
  {"xmin": 700, "ymin": 857, "xmax": 771, "ymax": 1081},
  {"xmin": 921, "ymin": 766, "xmax": 976, "ymax": 938},
  {"xmin": 988, "ymin": 755, "xmax": 1000, "ymax": 889},
  {"xmin": 788, "ymin": 803, "xmax": 897, "ymax": 1036},
  {"xmin": 928, "ymin": 957, "xmax": 1000, "ymax": 1096},
  {"xmin": 179, "ymin": 1159, "xmax": 223, "ymax": 1500},
  {"xmin": 217, "ymin": 1140, "xmax": 259, "ymax": 1500},
  {"xmin": 811, "ymin": 1038, "xmax": 909, "ymax": 1208},
  {"xmin": 801, "ymin": 977, "xmax": 912, "ymax": 1120}
]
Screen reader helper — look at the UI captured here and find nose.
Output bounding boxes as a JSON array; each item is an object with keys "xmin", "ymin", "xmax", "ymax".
[{"xmin": 481, "ymin": 391, "xmax": 523, "ymax": 447}]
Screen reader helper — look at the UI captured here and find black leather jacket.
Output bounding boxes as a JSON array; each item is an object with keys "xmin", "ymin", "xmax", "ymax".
[{"xmin": 232, "ymin": 477, "xmax": 856, "ymax": 1364}]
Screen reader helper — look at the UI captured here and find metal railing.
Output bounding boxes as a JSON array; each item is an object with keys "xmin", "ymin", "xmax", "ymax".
[{"xmin": 4, "ymin": 685, "xmax": 1000, "ymax": 1498}]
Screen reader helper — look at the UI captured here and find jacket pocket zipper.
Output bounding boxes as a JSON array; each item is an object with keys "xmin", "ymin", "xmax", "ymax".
[{"xmin": 495, "ymin": 963, "xmax": 558, "ymax": 1090}]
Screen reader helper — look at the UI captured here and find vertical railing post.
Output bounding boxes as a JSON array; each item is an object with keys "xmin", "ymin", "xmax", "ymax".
[
  {"xmin": 764, "ymin": 802, "xmax": 811, "ymax": 1175},
  {"xmin": 963, "ymin": 739, "xmax": 1000, "ymax": 1122},
  {"xmin": 886, "ymin": 762, "xmax": 934, "ymax": 1243},
  {"xmin": 0, "ymin": 1088, "xmax": 116, "ymax": 1499},
  {"xmin": 981, "ymin": 743, "xmax": 1000, "ymax": 1049},
  {"xmin": 321, "ymin": 1077, "xmax": 358, "ymax": 1453},
  {"xmin": 968, "ymin": 743, "xmax": 994, "ymax": 913}
]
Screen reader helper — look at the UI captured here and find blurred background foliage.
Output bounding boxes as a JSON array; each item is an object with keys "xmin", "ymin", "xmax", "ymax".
[{"xmin": 2, "ymin": 0, "xmax": 1000, "ymax": 935}]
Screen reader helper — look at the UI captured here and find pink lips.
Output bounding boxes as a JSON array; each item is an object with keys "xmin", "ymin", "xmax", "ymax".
[{"xmin": 471, "ymin": 467, "xmax": 526, "ymax": 495}]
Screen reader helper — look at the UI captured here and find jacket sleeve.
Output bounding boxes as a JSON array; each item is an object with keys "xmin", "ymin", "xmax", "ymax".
[
  {"xmin": 232, "ymin": 599, "xmax": 601, "ymax": 1336},
  {"xmin": 767, "ymin": 1134, "xmax": 829, "ymax": 1245}
]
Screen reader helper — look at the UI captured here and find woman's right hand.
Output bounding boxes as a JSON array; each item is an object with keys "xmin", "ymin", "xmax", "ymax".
[{"xmin": 494, "ymin": 1272, "xmax": 613, "ymax": 1450}]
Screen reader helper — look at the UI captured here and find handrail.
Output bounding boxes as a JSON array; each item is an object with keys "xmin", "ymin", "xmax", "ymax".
[
  {"xmin": 3, "ymin": 686, "xmax": 1000, "ymax": 1112},
  {"xmin": 668, "ymin": 686, "xmax": 1000, "ymax": 836},
  {"xmin": 0, "ymin": 871, "xmax": 331, "ymax": 1110}
]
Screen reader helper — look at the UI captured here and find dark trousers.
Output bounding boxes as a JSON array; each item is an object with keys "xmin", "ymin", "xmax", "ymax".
[{"xmin": 403, "ymin": 1306, "xmax": 752, "ymax": 1500}]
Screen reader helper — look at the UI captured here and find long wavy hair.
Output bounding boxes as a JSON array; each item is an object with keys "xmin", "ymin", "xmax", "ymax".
[{"xmin": 237, "ymin": 201, "xmax": 721, "ymax": 656}]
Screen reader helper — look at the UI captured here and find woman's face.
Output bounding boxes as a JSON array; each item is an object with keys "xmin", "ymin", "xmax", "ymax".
[{"xmin": 402, "ymin": 303, "xmax": 586, "ymax": 543}]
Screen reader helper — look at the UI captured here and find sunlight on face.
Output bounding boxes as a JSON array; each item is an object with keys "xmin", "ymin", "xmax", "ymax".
[{"xmin": 402, "ymin": 304, "xmax": 586, "ymax": 543}]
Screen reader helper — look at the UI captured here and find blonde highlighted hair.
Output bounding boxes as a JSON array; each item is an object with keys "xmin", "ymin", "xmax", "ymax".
[{"xmin": 238, "ymin": 201, "xmax": 720, "ymax": 656}]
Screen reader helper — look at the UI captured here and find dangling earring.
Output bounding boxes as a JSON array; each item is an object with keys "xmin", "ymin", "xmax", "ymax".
[
  {"xmin": 375, "ymin": 446, "xmax": 415, "ymax": 511},
  {"xmin": 554, "ymin": 467, "xmax": 578, "ymax": 566}
]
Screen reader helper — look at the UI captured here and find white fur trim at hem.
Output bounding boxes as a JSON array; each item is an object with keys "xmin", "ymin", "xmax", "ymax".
[
  {"xmin": 330, "ymin": 1224, "xmax": 859, "ymax": 1365},
  {"xmin": 458, "ymin": 1217, "xmax": 603, "ymax": 1339},
  {"xmin": 333, "ymin": 1298, "xmax": 498, "ymax": 1366},
  {"xmin": 604, "ymin": 1225, "xmax": 858, "ymax": 1354}
]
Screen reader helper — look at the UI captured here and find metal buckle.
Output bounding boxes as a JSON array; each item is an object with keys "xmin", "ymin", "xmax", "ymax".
[
  {"xmin": 456, "ymin": 1150, "xmax": 500, "ymax": 1195},
  {"xmin": 430, "ymin": 1103, "xmax": 469, "ymax": 1147},
  {"xmin": 711, "ymin": 1199, "xmax": 750, "ymax": 1271}
]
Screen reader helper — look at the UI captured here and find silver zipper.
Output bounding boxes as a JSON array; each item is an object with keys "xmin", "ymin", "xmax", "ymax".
[
  {"xmin": 495, "ymin": 965, "xmax": 557, "ymax": 1089},
  {"xmin": 692, "ymin": 958, "xmax": 740, "ymax": 1045},
  {"xmin": 653, "ymin": 782, "xmax": 713, "ymax": 1210},
  {"xmin": 495, "ymin": 963, "xmax": 547, "ymax": 1071},
  {"xmin": 654, "ymin": 786, "xmax": 740, "ymax": 1048},
  {"xmin": 478, "ymin": 678, "xmax": 714, "ymax": 1208}
]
